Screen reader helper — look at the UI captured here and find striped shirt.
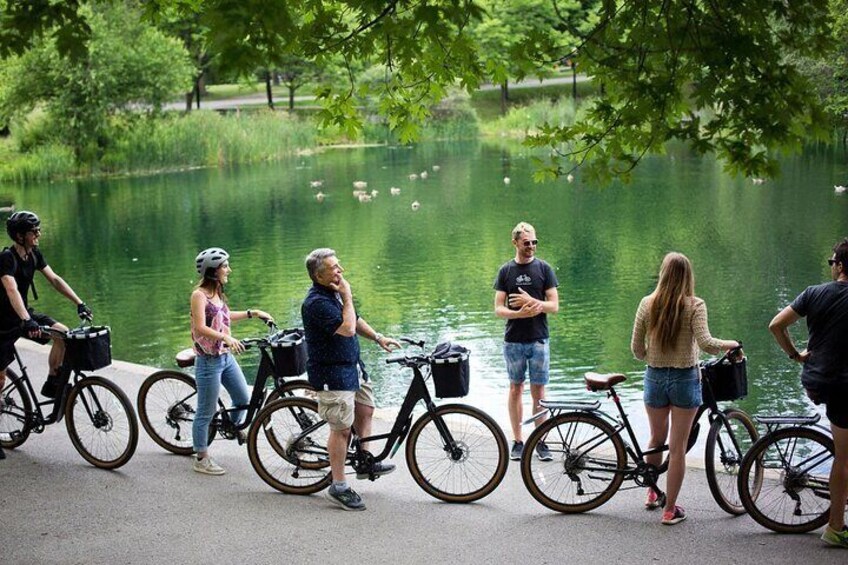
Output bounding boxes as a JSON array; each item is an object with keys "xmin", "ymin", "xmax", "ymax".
[{"xmin": 631, "ymin": 295, "xmax": 733, "ymax": 368}]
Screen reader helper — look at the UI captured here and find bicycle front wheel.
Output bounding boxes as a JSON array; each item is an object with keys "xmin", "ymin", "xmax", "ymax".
[
  {"xmin": 265, "ymin": 379, "xmax": 316, "ymax": 404},
  {"xmin": 738, "ymin": 426, "xmax": 833, "ymax": 533},
  {"xmin": 0, "ymin": 369, "xmax": 32, "ymax": 449},
  {"xmin": 137, "ymin": 370, "xmax": 198, "ymax": 455},
  {"xmin": 705, "ymin": 408, "xmax": 759, "ymax": 515},
  {"xmin": 65, "ymin": 376, "xmax": 139, "ymax": 469},
  {"xmin": 247, "ymin": 397, "xmax": 331, "ymax": 495},
  {"xmin": 406, "ymin": 404, "xmax": 509, "ymax": 503},
  {"xmin": 521, "ymin": 412, "xmax": 626, "ymax": 513}
]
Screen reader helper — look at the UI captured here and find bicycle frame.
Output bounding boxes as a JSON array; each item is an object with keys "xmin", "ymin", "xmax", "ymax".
[{"xmin": 286, "ymin": 357, "xmax": 461, "ymax": 476}]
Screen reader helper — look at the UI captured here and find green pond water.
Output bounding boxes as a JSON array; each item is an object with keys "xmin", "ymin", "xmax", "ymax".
[{"xmin": 4, "ymin": 140, "xmax": 847, "ymax": 429}]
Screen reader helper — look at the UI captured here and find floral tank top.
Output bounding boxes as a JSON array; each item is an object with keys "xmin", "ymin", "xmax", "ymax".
[{"xmin": 192, "ymin": 295, "xmax": 231, "ymax": 356}]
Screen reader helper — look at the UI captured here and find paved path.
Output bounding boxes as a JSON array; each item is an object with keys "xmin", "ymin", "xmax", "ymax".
[
  {"xmin": 165, "ymin": 76, "xmax": 592, "ymax": 111},
  {"xmin": 2, "ymin": 341, "xmax": 845, "ymax": 564}
]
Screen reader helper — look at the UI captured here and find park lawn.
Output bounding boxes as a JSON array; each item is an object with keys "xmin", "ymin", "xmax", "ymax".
[{"xmin": 470, "ymin": 81, "xmax": 597, "ymax": 122}]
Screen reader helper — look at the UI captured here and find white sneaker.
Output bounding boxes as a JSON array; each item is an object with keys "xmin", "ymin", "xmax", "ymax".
[{"xmin": 193, "ymin": 456, "xmax": 226, "ymax": 475}]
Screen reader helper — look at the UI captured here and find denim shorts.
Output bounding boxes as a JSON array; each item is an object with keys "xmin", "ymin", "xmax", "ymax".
[
  {"xmin": 643, "ymin": 366, "xmax": 701, "ymax": 409},
  {"xmin": 504, "ymin": 339, "xmax": 550, "ymax": 385}
]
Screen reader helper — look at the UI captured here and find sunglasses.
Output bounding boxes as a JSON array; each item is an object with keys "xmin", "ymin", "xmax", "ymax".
[
  {"xmin": 29, "ymin": 228, "xmax": 41, "ymax": 236},
  {"xmin": 521, "ymin": 240, "xmax": 538, "ymax": 248},
  {"xmin": 827, "ymin": 259, "xmax": 837, "ymax": 266}
]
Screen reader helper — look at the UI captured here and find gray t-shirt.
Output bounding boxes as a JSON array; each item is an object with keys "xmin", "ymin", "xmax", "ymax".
[
  {"xmin": 790, "ymin": 280, "xmax": 848, "ymax": 389},
  {"xmin": 493, "ymin": 258, "xmax": 558, "ymax": 343}
]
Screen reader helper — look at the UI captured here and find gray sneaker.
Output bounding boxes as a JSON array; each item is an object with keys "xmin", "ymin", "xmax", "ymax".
[
  {"xmin": 535, "ymin": 441, "xmax": 553, "ymax": 461},
  {"xmin": 510, "ymin": 441, "xmax": 524, "ymax": 461},
  {"xmin": 325, "ymin": 487, "xmax": 366, "ymax": 511},
  {"xmin": 357, "ymin": 461, "xmax": 397, "ymax": 480},
  {"xmin": 193, "ymin": 456, "xmax": 226, "ymax": 475}
]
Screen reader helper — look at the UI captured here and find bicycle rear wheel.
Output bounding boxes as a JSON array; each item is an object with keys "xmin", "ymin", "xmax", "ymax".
[
  {"xmin": 521, "ymin": 412, "xmax": 626, "ymax": 513},
  {"xmin": 705, "ymin": 408, "xmax": 760, "ymax": 515},
  {"xmin": 738, "ymin": 426, "xmax": 833, "ymax": 533},
  {"xmin": 65, "ymin": 376, "xmax": 139, "ymax": 469},
  {"xmin": 406, "ymin": 404, "xmax": 509, "ymax": 503},
  {"xmin": 247, "ymin": 397, "xmax": 331, "ymax": 495},
  {"xmin": 0, "ymin": 369, "xmax": 32, "ymax": 449},
  {"xmin": 137, "ymin": 370, "xmax": 197, "ymax": 455}
]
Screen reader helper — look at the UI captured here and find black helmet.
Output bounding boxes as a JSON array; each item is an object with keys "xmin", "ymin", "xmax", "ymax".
[
  {"xmin": 195, "ymin": 247, "xmax": 229, "ymax": 279},
  {"xmin": 6, "ymin": 211, "xmax": 40, "ymax": 241}
]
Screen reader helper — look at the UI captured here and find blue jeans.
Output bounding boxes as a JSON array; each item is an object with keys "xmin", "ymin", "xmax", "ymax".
[
  {"xmin": 503, "ymin": 339, "xmax": 550, "ymax": 385},
  {"xmin": 643, "ymin": 366, "xmax": 701, "ymax": 409},
  {"xmin": 192, "ymin": 353, "xmax": 250, "ymax": 452}
]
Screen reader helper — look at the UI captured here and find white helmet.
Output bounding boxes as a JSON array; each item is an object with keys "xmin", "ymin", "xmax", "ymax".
[{"xmin": 195, "ymin": 247, "xmax": 229, "ymax": 279}]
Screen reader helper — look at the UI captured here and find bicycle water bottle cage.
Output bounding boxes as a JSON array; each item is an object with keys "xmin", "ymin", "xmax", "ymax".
[
  {"xmin": 754, "ymin": 414, "xmax": 820, "ymax": 427},
  {"xmin": 176, "ymin": 348, "xmax": 196, "ymax": 368},
  {"xmin": 584, "ymin": 372, "xmax": 627, "ymax": 392}
]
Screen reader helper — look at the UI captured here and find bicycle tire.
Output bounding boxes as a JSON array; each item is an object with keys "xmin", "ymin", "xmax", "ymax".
[
  {"xmin": 406, "ymin": 404, "xmax": 509, "ymax": 503},
  {"xmin": 65, "ymin": 376, "xmax": 139, "ymax": 469},
  {"xmin": 705, "ymin": 408, "xmax": 759, "ymax": 515},
  {"xmin": 265, "ymin": 379, "xmax": 316, "ymax": 404},
  {"xmin": 137, "ymin": 370, "xmax": 198, "ymax": 455},
  {"xmin": 0, "ymin": 368, "xmax": 32, "ymax": 449},
  {"xmin": 738, "ymin": 426, "xmax": 833, "ymax": 533},
  {"xmin": 521, "ymin": 412, "xmax": 626, "ymax": 513},
  {"xmin": 247, "ymin": 397, "xmax": 331, "ymax": 495}
]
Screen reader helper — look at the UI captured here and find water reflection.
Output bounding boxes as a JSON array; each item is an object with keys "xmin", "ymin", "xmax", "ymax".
[{"xmin": 6, "ymin": 141, "xmax": 846, "ymax": 430}]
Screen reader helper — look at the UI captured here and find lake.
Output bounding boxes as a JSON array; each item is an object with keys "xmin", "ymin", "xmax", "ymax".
[{"xmin": 5, "ymin": 140, "xmax": 847, "ymax": 430}]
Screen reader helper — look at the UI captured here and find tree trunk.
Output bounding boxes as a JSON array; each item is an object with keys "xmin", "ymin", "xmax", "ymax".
[
  {"xmin": 289, "ymin": 86, "xmax": 295, "ymax": 111},
  {"xmin": 185, "ymin": 91, "xmax": 193, "ymax": 112},
  {"xmin": 500, "ymin": 81, "xmax": 509, "ymax": 115},
  {"xmin": 265, "ymin": 70, "xmax": 274, "ymax": 110}
]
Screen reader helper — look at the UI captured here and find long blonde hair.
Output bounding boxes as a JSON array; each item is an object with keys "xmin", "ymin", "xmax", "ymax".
[{"xmin": 647, "ymin": 252, "xmax": 694, "ymax": 352}]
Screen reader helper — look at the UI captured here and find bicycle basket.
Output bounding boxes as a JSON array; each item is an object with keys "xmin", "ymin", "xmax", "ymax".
[
  {"xmin": 65, "ymin": 325, "xmax": 112, "ymax": 371},
  {"xmin": 701, "ymin": 355, "xmax": 747, "ymax": 402},
  {"xmin": 430, "ymin": 342, "xmax": 470, "ymax": 398},
  {"xmin": 269, "ymin": 328, "xmax": 308, "ymax": 377}
]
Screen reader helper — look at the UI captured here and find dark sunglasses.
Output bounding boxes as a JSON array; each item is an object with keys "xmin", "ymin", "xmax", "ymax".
[
  {"xmin": 522, "ymin": 240, "xmax": 538, "ymax": 248},
  {"xmin": 827, "ymin": 259, "xmax": 838, "ymax": 266},
  {"xmin": 29, "ymin": 228, "xmax": 41, "ymax": 236}
]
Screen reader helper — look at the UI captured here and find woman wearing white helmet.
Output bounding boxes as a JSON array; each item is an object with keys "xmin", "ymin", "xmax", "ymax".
[{"xmin": 190, "ymin": 247, "xmax": 273, "ymax": 475}]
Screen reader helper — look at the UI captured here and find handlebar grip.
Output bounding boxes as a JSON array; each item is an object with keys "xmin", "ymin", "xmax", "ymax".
[
  {"xmin": 386, "ymin": 356, "xmax": 406, "ymax": 365},
  {"xmin": 399, "ymin": 337, "xmax": 425, "ymax": 349}
]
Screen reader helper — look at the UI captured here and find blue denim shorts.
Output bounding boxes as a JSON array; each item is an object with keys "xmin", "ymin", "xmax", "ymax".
[
  {"xmin": 643, "ymin": 366, "xmax": 701, "ymax": 409},
  {"xmin": 504, "ymin": 339, "xmax": 550, "ymax": 385}
]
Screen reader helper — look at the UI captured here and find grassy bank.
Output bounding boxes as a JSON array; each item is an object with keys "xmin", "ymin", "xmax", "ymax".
[{"xmin": 0, "ymin": 84, "xmax": 585, "ymax": 183}]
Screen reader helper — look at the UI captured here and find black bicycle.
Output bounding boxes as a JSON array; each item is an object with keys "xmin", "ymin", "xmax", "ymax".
[
  {"xmin": 247, "ymin": 338, "xmax": 509, "ymax": 503},
  {"xmin": 737, "ymin": 413, "xmax": 834, "ymax": 533},
  {"xmin": 137, "ymin": 323, "xmax": 315, "ymax": 455},
  {"xmin": 520, "ymin": 348, "xmax": 761, "ymax": 514},
  {"xmin": 0, "ymin": 325, "xmax": 138, "ymax": 469}
]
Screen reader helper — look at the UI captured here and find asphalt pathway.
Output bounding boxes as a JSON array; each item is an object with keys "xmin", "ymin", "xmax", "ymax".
[{"xmin": 1, "ymin": 341, "xmax": 845, "ymax": 564}]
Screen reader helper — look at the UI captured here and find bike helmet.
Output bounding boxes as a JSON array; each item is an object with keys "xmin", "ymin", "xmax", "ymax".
[
  {"xmin": 6, "ymin": 210, "xmax": 40, "ymax": 242},
  {"xmin": 195, "ymin": 247, "xmax": 229, "ymax": 279}
]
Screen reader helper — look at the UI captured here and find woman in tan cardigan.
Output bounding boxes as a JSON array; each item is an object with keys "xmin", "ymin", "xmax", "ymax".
[{"xmin": 631, "ymin": 252, "xmax": 740, "ymax": 525}]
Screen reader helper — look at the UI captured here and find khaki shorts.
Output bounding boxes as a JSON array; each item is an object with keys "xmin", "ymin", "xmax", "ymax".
[{"xmin": 316, "ymin": 378, "xmax": 375, "ymax": 431}]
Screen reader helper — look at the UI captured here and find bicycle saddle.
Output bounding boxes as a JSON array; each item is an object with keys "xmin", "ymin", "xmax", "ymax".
[
  {"xmin": 176, "ymin": 348, "xmax": 196, "ymax": 368},
  {"xmin": 584, "ymin": 372, "xmax": 626, "ymax": 391}
]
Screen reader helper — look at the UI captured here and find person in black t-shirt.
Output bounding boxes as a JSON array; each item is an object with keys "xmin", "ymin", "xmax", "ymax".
[
  {"xmin": 493, "ymin": 222, "xmax": 559, "ymax": 462},
  {"xmin": 769, "ymin": 237, "xmax": 848, "ymax": 548},
  {"xmin": 0, "ymin": 211, "xmax": 92, "ymax": 399}
]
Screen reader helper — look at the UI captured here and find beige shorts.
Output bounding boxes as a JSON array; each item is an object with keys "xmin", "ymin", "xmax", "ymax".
[{"xmin": 316, "ymin": 378, "xmax": 375, "ymax": 431}]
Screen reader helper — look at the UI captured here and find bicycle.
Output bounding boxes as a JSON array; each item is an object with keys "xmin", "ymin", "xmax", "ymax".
[
  {"xmin": 246, "ymin": 338, "xmax": 510, "ymax": 503},
  {"xmin": 0, "ymin": 324, "xmax": 139, "ymax": 469},
  {"xmin": 520, "ymin": 348, "xmax": 762, "ymax": 514},
  {"xmin": 137, "ymin": 322, "xmax": 315, "ymax": 455},
  {"xmin": 737, "ymin": 412, "xmax": 835, "ymax": 533}
]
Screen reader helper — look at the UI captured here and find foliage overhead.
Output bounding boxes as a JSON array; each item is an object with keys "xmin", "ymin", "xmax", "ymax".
[{"xmin": 0, "ymin": 0, "xmax": 840, "ymax": 180}]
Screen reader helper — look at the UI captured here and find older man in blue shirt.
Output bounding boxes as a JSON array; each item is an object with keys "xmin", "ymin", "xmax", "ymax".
[{"xmin": 302, "ymin": 248, "xmax": 400, "ymax": 511}]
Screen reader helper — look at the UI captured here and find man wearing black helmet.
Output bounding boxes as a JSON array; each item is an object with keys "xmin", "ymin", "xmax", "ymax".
[{"xmin": 0, "ymin": 211, "xmax": 91, "ymax": 398}]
